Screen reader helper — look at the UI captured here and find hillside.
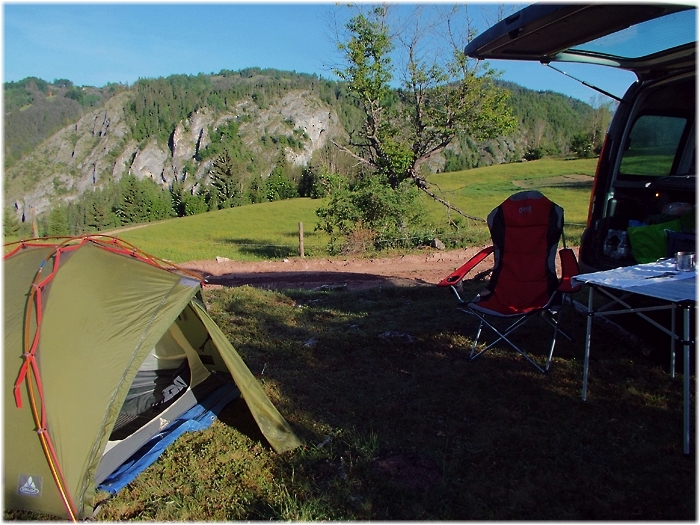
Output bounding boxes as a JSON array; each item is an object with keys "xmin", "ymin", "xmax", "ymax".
[
  {"xmin": 4, "ymin": 77, "xmax": 125, "ymax": 168},
  {"xmin": 3, "ymin": 69, "xmax": 607, "ymax": 224}
]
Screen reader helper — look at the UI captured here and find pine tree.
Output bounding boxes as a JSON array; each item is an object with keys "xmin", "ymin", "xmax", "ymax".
[{"xmin": 47, "ymin": 207, "xmax": 70, "ymax": 236}]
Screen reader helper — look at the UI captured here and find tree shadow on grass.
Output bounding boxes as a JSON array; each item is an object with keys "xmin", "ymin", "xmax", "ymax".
[
  {"xmin": 204, "ymin": 282, "xmax": 695, "ymax": 520},
  {"xmin": 219, "ymin": 236, "xmax": 326, "ymax": 259},
  {"xmin": 220, "ymin": 237, "xmax": 299, "ymax": 259}
]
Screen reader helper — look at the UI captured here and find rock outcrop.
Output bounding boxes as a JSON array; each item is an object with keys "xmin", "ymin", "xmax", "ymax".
[{"xmin": 5, "ymin": 89, "xmax": 346, "ymax": 219}]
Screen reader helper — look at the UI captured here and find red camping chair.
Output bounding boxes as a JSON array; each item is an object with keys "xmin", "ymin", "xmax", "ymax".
[{"xmin": 438, "ymin": 191, "xmax": 580, "ymax": 373}]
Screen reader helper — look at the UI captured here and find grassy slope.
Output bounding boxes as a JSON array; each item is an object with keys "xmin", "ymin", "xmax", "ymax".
[
  {"xmin": 116, "ymin": 198, "xmax": 330, "ymax": 262},
  {"xmin": 89, "ymin": 283, "xmax": 693, "ymax": 520},
  {"xmin": 424, "ymin": 157, "xmax": 596, "ymax": 224},
  {"xmin": 5, "ymin": 157, "xmax": 694, "ymax": 521},
  {"xmin": 114, "ymin": 158, "xmax": 598, "ymax": 263}
]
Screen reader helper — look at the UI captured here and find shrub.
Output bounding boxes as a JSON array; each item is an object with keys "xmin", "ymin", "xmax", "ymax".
[
  {"xmin": 524, "ymin": 146, "xmax": 546, "ymax": 161},
  {"xmin": 315, "ymin": 175, "xmax": 426, "ymax": 254}
]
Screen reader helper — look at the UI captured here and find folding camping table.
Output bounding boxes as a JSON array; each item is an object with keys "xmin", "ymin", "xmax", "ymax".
[{"xmin": 572, "ymin": 259, "xmax": 696, "ymax": 455}]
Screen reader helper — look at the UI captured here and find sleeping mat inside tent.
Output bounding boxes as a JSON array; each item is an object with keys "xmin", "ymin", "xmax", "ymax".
[{"xmin": 97, "ymin": 381, "xmax": 240, "ymax": 494}]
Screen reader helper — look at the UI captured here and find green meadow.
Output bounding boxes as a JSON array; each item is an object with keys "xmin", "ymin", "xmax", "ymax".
[
  {"xmin": 113, "ymin": 157, "xmax": 598, "ymax": 262},
  {"xmin": 116, "ymin": 198, "xmax": 330, "ymax": 262},
  {"xmin": 424, "ymin": 157, "xmax": 595, "ymax": 224},
  {"xmin": 5, "ymin": 156, "xmax": 695, "ymax": 521}
]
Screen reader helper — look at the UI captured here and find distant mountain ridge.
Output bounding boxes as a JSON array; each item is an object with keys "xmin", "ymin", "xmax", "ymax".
[{"xmin": 4, "ymin": 69, "xmax": 605, "ymax": 220}]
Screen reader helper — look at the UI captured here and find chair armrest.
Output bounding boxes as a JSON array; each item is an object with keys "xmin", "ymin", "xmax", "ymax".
[
  {"xmin": 437, "ymin": 246, "xmax": 495, "ymax": 287},
  {"xmin": 557, "ymin": 247, "xmax": 581, "ymax": 293}
]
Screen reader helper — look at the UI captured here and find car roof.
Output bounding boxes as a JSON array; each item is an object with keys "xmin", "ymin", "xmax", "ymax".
[{"xmin": 465, "ymin": 3, "xmax": 696, "ymax": 79}]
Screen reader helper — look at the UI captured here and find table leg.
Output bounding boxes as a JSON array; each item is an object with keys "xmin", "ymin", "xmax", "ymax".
[
  {"xmin": 583, "ymin": 287, "xmax": 594, "ymax": 401},
  {"xmin": 671, "ymin": 303, "xmax": 676, "ymax": 379},
  {"xmin": 683, "ymin": 305, "xmax": 690, "ymax": 455}
]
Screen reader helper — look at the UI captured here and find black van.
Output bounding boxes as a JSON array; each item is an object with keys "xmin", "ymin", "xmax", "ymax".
[{"xmin": 465, "ymin": 4, "xmax": 696, "ymax": 273}]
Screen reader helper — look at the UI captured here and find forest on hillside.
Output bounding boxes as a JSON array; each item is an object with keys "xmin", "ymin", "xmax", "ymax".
[
  {"xmin": 3, "ymin": 69, "xmax": 611, "ymax": 240},
  {"xmin": 4, "ymin": 70, "xmax": 608, "ymax": 171},
  {"xmin": 4, "ymin": 77, "xmax": 128, "ymax": 168}
]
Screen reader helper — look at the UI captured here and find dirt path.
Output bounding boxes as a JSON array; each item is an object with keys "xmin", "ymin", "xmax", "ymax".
[{"xmin": 179, "ymin": 246, "xmax": 495, "ymax": 290}]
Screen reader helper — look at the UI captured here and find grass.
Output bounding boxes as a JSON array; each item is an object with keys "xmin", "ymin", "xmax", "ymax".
[
  {"xmin": 422, "ymin": 157, "xmax": 597, "ymax": 247},
  {"xmin": 425, "ymin": 157, "xmax": 596, "ymax": 219},
  {"xmin": 97, "ymin": 157, "xmax": 597, "ymax": 263},
  {"xmin": 8, "ymin": 280, "xmax": 693, "ymax": 520},
  {"xmin": 84, "ymin": 283, "xmax": 692, "ymax": 520},
  {"xmin": 10, "ymin": 157, "xmax": 691, "ymax": 520},
  {"xmin": 114, "ymin": 198, "xmax": 331, "ymax": 262}
]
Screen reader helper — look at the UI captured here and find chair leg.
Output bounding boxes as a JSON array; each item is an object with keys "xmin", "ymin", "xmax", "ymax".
[
  {"xmin": 563, "ymin": 293, "xmax": 578, "ymax": 342},
  {"xmin": 544, "ymin": 311, "xmax": 560, "ymax": 372},
  {"xmin": 468, "ymin": 313, "xmax": 548, "ymax": 374},
  {"xmin": 468, "ymin": 314, "xmax": 526, "ymax": 361},
  {"xmin": 470, "ymin": 319, "xmax": 484, "ymax": 359},
  {"xmin": 542, "ymin": 306, "xmax": 574, "ymax": 343}
]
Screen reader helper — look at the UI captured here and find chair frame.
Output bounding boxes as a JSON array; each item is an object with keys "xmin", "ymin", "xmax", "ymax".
[
  {"xmin": 451, "ymin": 285, "xmax": 569, "ymax": 373},
  {"xmin": 439, "ymin": 192, "xmax": 580, "ymax": 373}
]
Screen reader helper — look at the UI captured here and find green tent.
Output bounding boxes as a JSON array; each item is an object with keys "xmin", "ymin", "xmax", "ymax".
[{"xmin": 4, "ymin": 236, "xmax": 301, "ymax": 519}]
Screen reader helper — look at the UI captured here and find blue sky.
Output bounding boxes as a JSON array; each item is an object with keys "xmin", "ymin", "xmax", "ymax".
[{"xmin": 3, "ymin": 2, "xmax": 638, "ymax": 104}]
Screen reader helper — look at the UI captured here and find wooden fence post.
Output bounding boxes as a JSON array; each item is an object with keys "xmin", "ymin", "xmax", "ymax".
[{"xmin": 298, "ymin": 222, "xmax": 305, "ymax": 258}]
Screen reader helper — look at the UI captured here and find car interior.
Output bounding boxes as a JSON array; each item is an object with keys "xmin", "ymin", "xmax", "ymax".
[{"xmin": 592, "ymin": 73, "xmax": 696, "ymax": 266}]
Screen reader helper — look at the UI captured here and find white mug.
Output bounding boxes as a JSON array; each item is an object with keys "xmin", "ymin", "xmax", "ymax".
[{"xmin": 675, "ymin": 252, "xmax": 695, "ymax": 272}]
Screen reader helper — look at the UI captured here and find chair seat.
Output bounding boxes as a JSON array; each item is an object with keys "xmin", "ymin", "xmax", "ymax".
[{"xmin": 468, "ymin": 295, "xmax": 549, "ymax": 316}]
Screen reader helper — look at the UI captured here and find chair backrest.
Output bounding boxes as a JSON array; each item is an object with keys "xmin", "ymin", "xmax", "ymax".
[{"xmin": 483, "ymin": 191, "xmax": 564, "ymax": 313}]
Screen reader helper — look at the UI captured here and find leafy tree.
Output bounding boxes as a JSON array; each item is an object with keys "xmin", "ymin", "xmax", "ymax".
[
  {"xmin": 53, "ymin": 79, "xmax": 73, "ymax": 88},
  {"xmin": 209, "ymin": 150, "xmax": 244, "ymax": 208},
  {"xmin": 298, "ymin": 166, "xmax": 317, "ymax": 197},
  {"xmin": 247, "ymin": 176, "xmax": 265, "ymax": 204},
  {"xmin": 115, "ymin": 175, "xmax": 149, "ymax": 224},
  {"xmin": 170, "ymin": 181, "xmax": 186, "ymax": 216},
  {"xmin": 570, "ymin": 132, "xmax": 595, "ymax": 158},
  {"xmin": 585, "ymin": 94, "xmax": 614, "ymax": 155},
  {"xmin": 263, "ymin": 165, "xmax": 298, "ymax": 201},
  {"xmin": 65, "ymin": 87, "xmax": 85, "ymax": 103},
  {"xmin": 86, "ymin": 198, "xmax": 116, "ymax": 231},
  {"xmin": 316, "ymin": 175, "xmax": 425, "ymax": 254},
  {"xmin": 524, "ymin": 146, "xmax": 547, "ymax": 161},
  {"xmin": 114, "ymin": 175, "xmax": 170, "ymax": 225},
  {"xmin": 333, "ymin": 6, "xmax": 515, "ymax": 186},
  {"xmin": 149, "ymin": 189, "xmax": 173, "ymax": 221},
  {"xmin": 298, "ymin": 167, "xmax": 348, "ymax": 198},
  {"xmin": 322, "ymin": 4, "xmax": 516, "ymax": 248},
  {"xmin": 182, "ymin": 193, "xmax": 208, "ymax": 216}
]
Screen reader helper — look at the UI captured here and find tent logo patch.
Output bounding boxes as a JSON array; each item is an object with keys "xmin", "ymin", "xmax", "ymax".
[{"xmin": 18, "ymin": 474, "xmax": 42, "ymax": 496}]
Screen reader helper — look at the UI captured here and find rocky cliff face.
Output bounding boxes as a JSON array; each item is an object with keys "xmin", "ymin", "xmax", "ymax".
[{"xmin": 5, "ymin": 89, "xmax": 346, "ymax": 219}]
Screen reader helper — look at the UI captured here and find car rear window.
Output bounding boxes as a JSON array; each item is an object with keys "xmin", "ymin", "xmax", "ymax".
[
  {"xmin": 569, "ymin": 8, "xmax": 696, "ymax": 60},
  {"xmin": 619, "ymin": 115, "xmax": 688, "ymax": 177}
]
